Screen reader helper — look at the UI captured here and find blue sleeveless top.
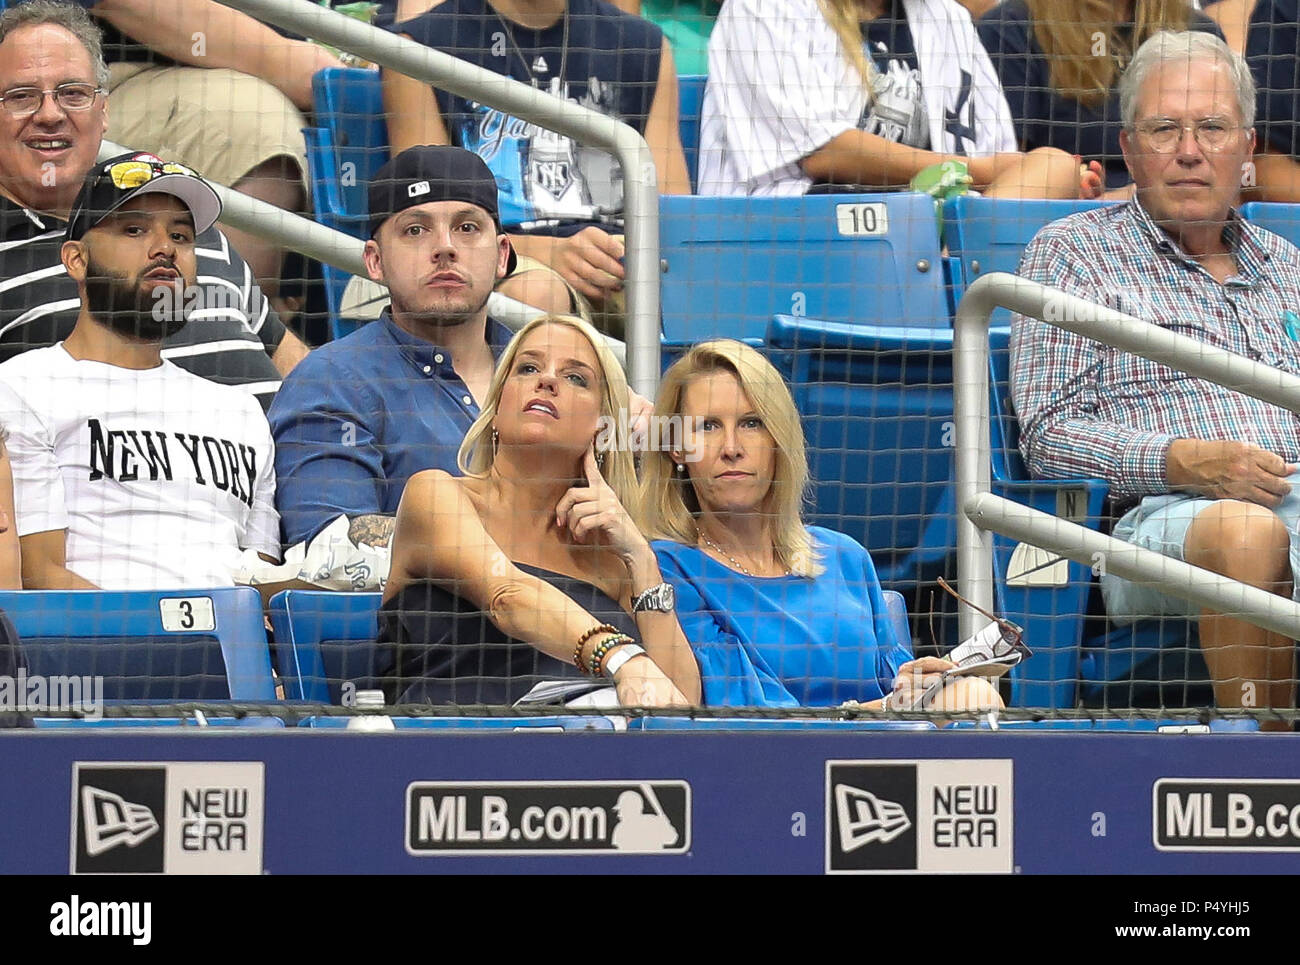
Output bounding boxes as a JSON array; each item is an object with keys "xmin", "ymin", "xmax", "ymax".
[{"xmin": 393, "ymin": 0, "xmax": 663, "ymax": 233}]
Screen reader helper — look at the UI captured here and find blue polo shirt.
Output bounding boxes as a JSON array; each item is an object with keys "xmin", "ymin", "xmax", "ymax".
[{"xmin": 268, "ymin": 311, "xmax": 512, "ymax": 547}]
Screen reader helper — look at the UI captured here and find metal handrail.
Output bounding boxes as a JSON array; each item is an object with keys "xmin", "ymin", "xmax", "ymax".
[
  {"xmin": 954, "ymin": 271, "xmax": 1300, "ymax": 643},
  {"xmin": 212, "ymin": 0, "xmax": 660, "ymax": 395}
]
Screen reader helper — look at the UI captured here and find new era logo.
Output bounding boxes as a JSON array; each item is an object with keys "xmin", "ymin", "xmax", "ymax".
[
  {"xmin": 835, "ymin": 784, "xmax": 911, "ymax": 853},
  {"xmin": 407, "ymin": 180, "xmax": 430, "ymax": 198},
  {"xmin": 72, "ymin": 765, "xmax": 167, "ymax": 874},
  {"xmin": 81, "ymin": 786, "xmax": 159, "ymax": 856},
  {"xmin": 826, "ymin": 760, "xmax": 1014, "ymax": 874},
  {"xmin": 72, "ymin": 762, "xmax": 264, "ymax": 874}
]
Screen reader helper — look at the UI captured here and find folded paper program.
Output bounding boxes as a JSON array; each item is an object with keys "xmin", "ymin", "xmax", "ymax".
[
  {"xmin": 234, "ymin": 515, "xmax": 391, "ymax": 592},
  {"xmin": 947, "ymin": 619, "xmax": 1032, "ymax": 677},
  {"xmin": 863, "ymin": 619, "xmax": 1032, "ymax": 713}
]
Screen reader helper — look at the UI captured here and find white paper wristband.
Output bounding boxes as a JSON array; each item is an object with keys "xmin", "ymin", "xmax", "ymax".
[{"xmin": 601, "ymin": 643, "xmax": 648, "ymax": 679}]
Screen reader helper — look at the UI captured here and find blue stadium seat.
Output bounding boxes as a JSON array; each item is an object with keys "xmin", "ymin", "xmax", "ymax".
[
  {"xmin": 677, "ymin": 74, "xmax": 705, "ymax": 192},
  {"xmin": 767, "ymin": 316, "xmax": 956, "ymax": 590},
  {"xmin": 880, "ymin": 588, "xmax": 910, "ymax": 649},
  {"xmin": 660, "ymin": 193, "xmax": 948, "ymax": 343},
  {"xmin": 309, "ymin": 67, "xmax": 388, "ymax": 233},
  {"xmin": 986, "ymin": 329, "xmax": 1202, "ymax": 709},
  {"xmin": 0, "ymin": 588, "xmax": 275, "ymax": 701},
  {"xmin": 268, "ymin": 590, "xmax": 383, "ymax": 703},
  {"xmin": 943, "ymin": 197, "xmax": 1114, "ymax": 315},
  {"xmin": 303, "ymin": 126, "xmax": 362, "ymax": 341},
  {"xmin": 1241, "ymin": 201, "xmax": 1300, "ymax": 248},
  {"xmin": 304, "ymin": 67, "xmax": 388, "ymax": 340}
]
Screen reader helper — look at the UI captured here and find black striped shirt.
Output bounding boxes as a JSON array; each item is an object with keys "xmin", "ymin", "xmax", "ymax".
[{"xmin": 0, "ymin": 195, "xmax": 286, "ymax": 410}]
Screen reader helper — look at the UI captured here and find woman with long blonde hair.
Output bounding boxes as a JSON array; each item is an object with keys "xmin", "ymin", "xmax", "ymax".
[
  {"xmin": 978, "ymin": 0, "xmax": 1222, "ymax": 196},
  {"xmin": 379, "ymin": 314, "xmax": 700, "ymax": 708},
  {"xmin": 700, "ymin": 0, "xmax": 1092, "ymax": 197},
  {"xmin": 643, "ymin": 340, "xmax": 1002, "ymax": 712}
]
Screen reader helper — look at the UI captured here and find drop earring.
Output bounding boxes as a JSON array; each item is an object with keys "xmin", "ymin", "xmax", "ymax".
[
  {"xmin": 491, "ymin": 428, "xmax": 499, "ymax": 451},
  {"xmin": 674, "ymin": 463, "xmax": 686, "ymax": 474}
]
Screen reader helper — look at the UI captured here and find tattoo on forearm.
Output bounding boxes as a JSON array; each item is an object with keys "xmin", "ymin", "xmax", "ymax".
[{"xmin": 348, "ymin": 514, "xmax": 396, "ymax": 549}]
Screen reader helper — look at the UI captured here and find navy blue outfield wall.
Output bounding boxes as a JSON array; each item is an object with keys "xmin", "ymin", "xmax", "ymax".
[{"xmin": 3, "ymin": 730, "xmax": 1300, "ymax": 874}]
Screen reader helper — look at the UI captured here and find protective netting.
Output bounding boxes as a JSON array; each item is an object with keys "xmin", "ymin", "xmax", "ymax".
[{"xmin": 0, "ymin": 0, "xmax": 1297, "ymax": 729}]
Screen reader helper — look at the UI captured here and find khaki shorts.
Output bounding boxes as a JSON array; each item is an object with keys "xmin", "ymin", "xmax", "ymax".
[{"xmin": 107, "ymin": 63, "xmax": 308, "ymax": 189}]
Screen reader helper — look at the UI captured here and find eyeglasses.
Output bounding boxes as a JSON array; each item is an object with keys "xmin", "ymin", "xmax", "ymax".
[
  {"xmin": 0, "ymin": 82, "xmax": 104, "ymax": 117},
  {"xmin": 936, "ymin": 577, "xmax": 1032, "ymax": 664},
  {"xmin": 1133, "ymin": 116, "xmax": 1244, "ymax": 154}
]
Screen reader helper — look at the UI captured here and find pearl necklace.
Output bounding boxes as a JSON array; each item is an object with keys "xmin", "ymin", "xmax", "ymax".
[{"xmin": 699, "ymin": 535, "xmax": 788, "ymax": 577}]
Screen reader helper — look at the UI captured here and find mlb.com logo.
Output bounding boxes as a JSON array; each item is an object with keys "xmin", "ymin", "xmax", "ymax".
[
  {"xmin": 825, "ymin": 760, "xmax": 1014, "ymax": 874},
  {"xmin": 406, "ymin": 780, "xmax": 691, "ymax": 856},
  {"xmin": 70, "ymin": 762, "xmax": 265, "ymax": 874}
]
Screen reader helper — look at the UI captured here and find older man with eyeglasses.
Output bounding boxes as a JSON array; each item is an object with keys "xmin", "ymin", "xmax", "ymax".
[
  {"xmin": 1011, "ymin": 30, "xmax": 1300, "ymax": 726},
  {"xmin": 0, "ymin": 0, "xmax": 308, "ymax": 412}
]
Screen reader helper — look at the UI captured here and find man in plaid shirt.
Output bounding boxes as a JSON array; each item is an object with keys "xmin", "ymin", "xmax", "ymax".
[{"xmin": 1011, "ymin": 30, "xmax": 1300, "ymax": 724}]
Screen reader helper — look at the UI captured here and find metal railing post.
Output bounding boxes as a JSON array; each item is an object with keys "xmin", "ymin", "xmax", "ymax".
[{"xmin": 952, "ymin": 278, "xmax": 999, "ymax": 641}]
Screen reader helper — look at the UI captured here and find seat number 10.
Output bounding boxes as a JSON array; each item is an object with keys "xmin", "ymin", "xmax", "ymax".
[{"xmin": 835, "ymin": 203, "xmax": 888, "ymax": 237}]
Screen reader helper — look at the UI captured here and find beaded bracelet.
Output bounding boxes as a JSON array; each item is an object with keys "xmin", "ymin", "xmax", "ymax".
[
  {"xmin": 574, "ymin": 623, "xmax": 619, "ymax": 675},
  {"xmin": 589, "ymin": 634, "xmax": 636, "ymax": 678}
]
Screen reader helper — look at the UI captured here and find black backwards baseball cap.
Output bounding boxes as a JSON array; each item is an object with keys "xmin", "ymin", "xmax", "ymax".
[
  {"xmin": 66, "ymin": 152, "xmax": 222, "ymax": 243},
  {"xmin": 368, "ymin": 145, "xmax": 516, "ymax": 273}
]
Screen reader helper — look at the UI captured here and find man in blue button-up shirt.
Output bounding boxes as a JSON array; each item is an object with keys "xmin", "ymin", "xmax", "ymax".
[
  {"xmin": 269, "ymin": 146, "xmax": 517, "ymax": 549},
  {"xmin": 1012, "ymin": 32, "xmax": 1300, "ymax": 723}
]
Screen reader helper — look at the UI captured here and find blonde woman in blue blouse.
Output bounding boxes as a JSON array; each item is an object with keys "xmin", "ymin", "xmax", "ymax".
[{"xmin": 641, "ymin": 339, "xmax": 1003, "ymax": 712}]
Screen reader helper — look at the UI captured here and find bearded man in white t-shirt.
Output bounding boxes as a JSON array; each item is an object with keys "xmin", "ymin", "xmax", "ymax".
[{"xmin": 0, "ymin": 152, "xmax": 280, "ymax": 589}]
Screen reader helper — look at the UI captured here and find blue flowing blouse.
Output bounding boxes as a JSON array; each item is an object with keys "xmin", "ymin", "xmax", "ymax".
[{"xmin": 653, "ymin": 527, "xmax": 913, "ymax": 708}]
